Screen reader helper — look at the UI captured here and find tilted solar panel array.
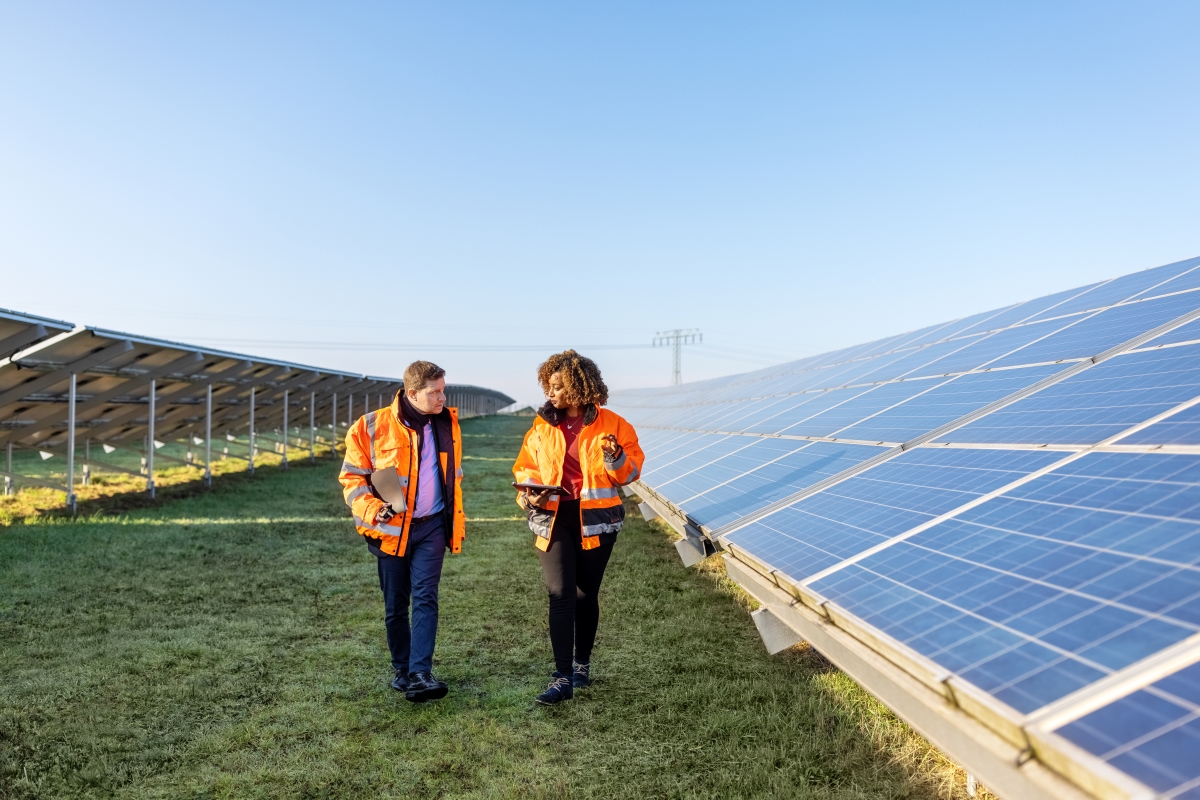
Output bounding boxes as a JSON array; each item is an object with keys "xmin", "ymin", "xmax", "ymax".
[
  {"xmin": 610, "ymin": 256, "xmax": 1200, "ymax": 800},
  {"xmin": 1, "ymin": 310, "xmax": 515, "ymax": 503}
]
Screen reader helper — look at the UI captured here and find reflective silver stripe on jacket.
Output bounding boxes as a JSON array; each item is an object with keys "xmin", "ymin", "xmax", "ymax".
[
  {"xmin": 625, "ymin": 463, "xmax": 640, "ymax": 482},
  {"xmin": 580, "ymin": 486, "xmax": 620, "ymax": 500},
  {"xmin": 353, "ymin": 515, "xmax": 401, "ymax": 536},
  {"xmin": 341, "ymin": 461, "xmax": 371, "ymax": 476},
  {"xmin": 345, "ymin": 485, "xmax": 371, "ymax": 504},
  {"xmin": 456, "ymin": 467, "xmax": 463, "ymax": 479},
  {"xmin": 605, "ymin": 450, "xmax": 627, "ymax": 471},
  {"xmin": 365, "ymin": 411, "xmax": 378, "ymax": 467},
  {"xmin": 582, "ymin": 521, "xmax": 623, "ymax": 536}
]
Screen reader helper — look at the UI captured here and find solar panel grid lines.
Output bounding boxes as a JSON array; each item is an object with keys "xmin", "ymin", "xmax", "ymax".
[
  {"xmin": 704, "ymin": 358, "xmax": 1093, "ymax": 540},
  {"xmin": 788, "ymin": 401, "xmax": 1200, "ymax": 595},
  {"xmin": 1026, "ymin": 633, "xmax": 1200, "ymax": 734},
  {"xmin": 609, "ymin": 256, "xmax": 1200, "ymax": 800},
  {"xmin": 791, "ymin": 448, "xmax": 1090, "ymax": 587},
  {"xmin": 622, "ymin": 293, "xmax": 1200, "ymax": 443},
  {"xmin": 1022, "ymin": 257, "xmax": 1200, "ymax": 326},
  {"xmin": 1034, "ymin": 653, "xmax": 1200, "ymax": 799}
]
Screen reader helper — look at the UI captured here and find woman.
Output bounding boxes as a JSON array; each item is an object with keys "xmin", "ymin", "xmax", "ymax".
[{"xmin": 512, "ymin": 350, "xmax": 645, "ymax": 705}]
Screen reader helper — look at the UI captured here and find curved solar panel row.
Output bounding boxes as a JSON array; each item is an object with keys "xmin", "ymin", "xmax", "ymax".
[{"xmin": 610, "ymin": 255, "xmax": 1200, "ymax": 800}]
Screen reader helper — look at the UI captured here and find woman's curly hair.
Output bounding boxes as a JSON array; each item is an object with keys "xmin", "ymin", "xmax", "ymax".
[{"xmin": 537, "ymin": 350, "xmax": 608, "ymax": 407}]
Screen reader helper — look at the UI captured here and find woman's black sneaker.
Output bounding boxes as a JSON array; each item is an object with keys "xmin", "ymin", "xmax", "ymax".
[
  {"xmin": 390, "ymin": 671, "xmax": 409, "ymax": 692},
  {"xmin": 536, "ymin": 672, "xmax": 574, "ymax": 705},
  {"xmin": 571, "ymin": 661, "xmax": 590, "ymax": 689}
]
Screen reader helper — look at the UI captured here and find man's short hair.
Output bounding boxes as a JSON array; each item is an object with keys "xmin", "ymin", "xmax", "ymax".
[{"xmin": 403, "ymin": 360, "xmax": 446, "ymax": 392}]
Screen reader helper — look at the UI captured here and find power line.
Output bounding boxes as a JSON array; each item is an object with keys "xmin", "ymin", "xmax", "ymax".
[{"xmin": 185, "ymin": 339, "xmax": 656, "ymax": 353}]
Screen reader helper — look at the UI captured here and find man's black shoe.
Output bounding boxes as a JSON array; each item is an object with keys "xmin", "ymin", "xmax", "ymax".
[
  {"xmin": 390, "ymin": 671, "xmax": 409, "ymax": 692},
  {"xmin": 405, "ymin": 671, "xmax": 448, "ymax": 702},
  {"xmin": 536, "ymin": 672, "xmax": 574, "ymax": 705}
]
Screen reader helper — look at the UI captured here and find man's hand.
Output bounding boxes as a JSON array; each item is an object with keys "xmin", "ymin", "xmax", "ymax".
[
  {"xmin": 600, "ymin": 433, "xmax": 622, "ymax": 457},
  {"xmin": 376, "ymin": 503, "xmax": 396, "ymax": 524}
]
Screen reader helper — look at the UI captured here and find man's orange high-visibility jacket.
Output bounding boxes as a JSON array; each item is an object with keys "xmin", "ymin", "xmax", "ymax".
[
  {"xmin": 339, "ymin": 397, "xmax": 466, "ymax": 557},
  {"xmin": 512, "ymin": 403, "xmax": 644, "ymax": 551}
]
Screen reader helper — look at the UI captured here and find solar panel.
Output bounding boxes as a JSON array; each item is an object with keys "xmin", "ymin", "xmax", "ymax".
[
  {"xmin": 612, "ymin": 255, "xmax": 1200, "ymax": 799},
  {"xmin": 1, "ymin": 316, "xmax": 514, "ymax": 505}
]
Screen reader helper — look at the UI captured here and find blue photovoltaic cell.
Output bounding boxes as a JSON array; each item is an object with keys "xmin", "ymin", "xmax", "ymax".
[
  {"xmin": 640, "ymin": 435, "xmax": 755, "ymax": 485},
  {"xmin": 814, "ymin": 349, "xmax": 928, "ymax": 388},
  {"xmin": 869, "ymin": 313, "xmax": 1001, "ymax": 354},
  {"xmin": 811, "ymin": 450, "xmax": 1200, "ymax": 713},
  {"xmin": 692, "ymin": 395, "xmax": 790, "ymax": 433},
  {"xmin": 910, "ymin": 319, "xmax": 1072, "ymax": 377},
  {"xmin": 725, "ymin": 448, "xmax": 1065, "ymax": 582},
  {"xmin": 955, "ymin": 282, "xmax": 1106, "ymax": 335},
  {"xmin": 1144, "ymin": 318, "xmax": 1200, "ymax": 348},
  {"xmin": 740, "ymin": 386, "xmax": 872, "ymax": 435},
  {"xmin": 1055, "ymin": 660, "xmax": 1200, "ymax": 796},
  {"xmin": 1122, "ymin": 404, "xmax": 1200, "ymax": 447},
  {"xmin": 669, "ymin": 437, "xmax": 809, "ymax": 495},
  {"xmin": 1021, "ymin": 258, "xmax": 1200, "ymax": 323},
  {"xmin": 636, "ymin": 433, "xmax": 725, "ymax": 482},
  {"xmin": 936, "ymin": 299, "xmax": 1060, "ymax": 338},
  {"xmin": 679, "ymin": 441, "xmax": 882, "ymax": 531},
  {"xmin": 780, "ymin": 378, "xmax": 945, "ymax": 440},
  {"xmin": 848, "ymin": 336, "xmax": 986, "ymax": 385},
  {"xmin": 836, "ymin": 364, "xmax": 1062, "ymax": 444},
  {"xmin": 946, "ymin": 345, "xmax": 1200, "ymax": 445},
  {"xmin": 988, "ymin": 290, "xmax": 1200, "ymax": 369},
  {"xmin": 653, "ymin": 437, "xmax": 795, "ymax": 505},
  {"xmin": 678, "ymin": 399, "xmax": 758, "ymax": 432}
]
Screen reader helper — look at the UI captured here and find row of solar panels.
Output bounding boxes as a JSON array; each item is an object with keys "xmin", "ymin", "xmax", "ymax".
[
  {"xmin": 611, "ymin": 255, "xmax": 1200, "ymax": 800},
  {"xmin": 0, "ymin": 307, "xmax": 515, "ymax": 501}
]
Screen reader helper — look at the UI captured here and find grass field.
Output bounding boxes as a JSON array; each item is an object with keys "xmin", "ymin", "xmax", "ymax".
[{"xmin": 0, "ymin": 414, "xmax": 986, "ymax": 799}]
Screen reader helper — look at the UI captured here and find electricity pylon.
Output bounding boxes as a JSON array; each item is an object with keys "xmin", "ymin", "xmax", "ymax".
[{"xmin": 653, "ymin": 329, "xmax": 702, "ymax": 385}]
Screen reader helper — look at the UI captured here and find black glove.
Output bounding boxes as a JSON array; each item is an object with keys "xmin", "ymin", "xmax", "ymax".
[{"xmin": 376, "ymin": 504, "xmax": 396, "ymax": 524}]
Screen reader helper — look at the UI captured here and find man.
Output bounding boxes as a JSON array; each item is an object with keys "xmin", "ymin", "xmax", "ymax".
[{"xmin": 339, "ymin": 361, "xmax": 466, "ymax": 702}]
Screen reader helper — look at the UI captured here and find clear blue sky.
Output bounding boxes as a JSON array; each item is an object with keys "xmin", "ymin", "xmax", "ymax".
[{"xmin": 2, "ymin": 2, "xmax": 1197, "ymax": 407}]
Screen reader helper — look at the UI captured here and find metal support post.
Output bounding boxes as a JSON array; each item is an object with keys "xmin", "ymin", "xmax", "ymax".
[
  {"xmin": 5, "ymin": 442, "xmax": 11, "ymax": 496},
  {"xmin": 281, "ymin": 389, "xmax": 289, "ymax": 470},
  {"xmin": 309, "ymin": 391, "xmax": 315, "ymax": 464},
  {"xmin": 248, "ymin": 386, "xmax": 256, "ymax": 475},
  {"xmin": 83, "ymin": 438, "xmax": 90, "ymax": 486},
  {"xmin": 347, "ymin": 393, "xmax": 352, "ymax": 426},
  {"xmin": 66, "ymin": 372, "xmax": 77, "ymax": 513},
  {"xmin": 147, "ymin": 379, "xmax": 156, "ymax": 498},
  {"xmin": 204, "ymin": 384, "xmax": 213, "ymax": 487},
  {"xmin": 331, "ymin": 393, "xmax": 337, "ymax": 456}
]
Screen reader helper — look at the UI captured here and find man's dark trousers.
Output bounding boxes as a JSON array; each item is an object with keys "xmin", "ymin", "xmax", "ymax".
[{"xmin": 377, "ymin": 515, "xmax": 447, "ymax": 675}]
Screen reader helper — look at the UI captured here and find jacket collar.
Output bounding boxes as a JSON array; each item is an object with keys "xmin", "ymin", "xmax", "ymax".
[
  {"xmin": 537, "ymin": 401, "xmax": 598, "ymax": 427},
  {"xmin": 389, "ymin": 391, "xmax": 450, "ymax": 428}
]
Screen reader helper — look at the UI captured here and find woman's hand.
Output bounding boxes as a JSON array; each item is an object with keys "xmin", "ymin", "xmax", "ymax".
[
  {"xmin": 600, "ymin": 433, "xmax": 621, "ymax": 457},
  {"xmin": 518, "ymin": 488, "xmax": 552, "ymax": 509}
]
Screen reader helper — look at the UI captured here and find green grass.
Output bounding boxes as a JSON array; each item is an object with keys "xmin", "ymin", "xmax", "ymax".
[{"xmin": 1, "ymin": 415, "xmax": 984, "ymax": 799}]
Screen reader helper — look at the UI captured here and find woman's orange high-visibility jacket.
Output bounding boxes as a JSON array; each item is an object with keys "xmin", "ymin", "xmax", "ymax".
[
  {"xmin": 512, "ymin": 403, "xmax": 644, "ymax": 551},
  {"xmin": 339, "ymin": 397, "xmax": 466, "ymax": 557}
]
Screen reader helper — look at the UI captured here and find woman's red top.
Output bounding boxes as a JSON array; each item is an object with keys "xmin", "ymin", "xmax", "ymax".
[{"xmin": 559, "ymin": 415, "xmax": 585, "ymax": 499}]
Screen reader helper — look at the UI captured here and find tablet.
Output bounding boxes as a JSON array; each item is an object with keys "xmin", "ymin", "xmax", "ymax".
[
  {"xmin": 372, "ymin": 466, "xmax": 408, "ymax": 508},
  {"xmin": 512, "ymin": 481, "xmax": 563, "ymax": 493}
]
